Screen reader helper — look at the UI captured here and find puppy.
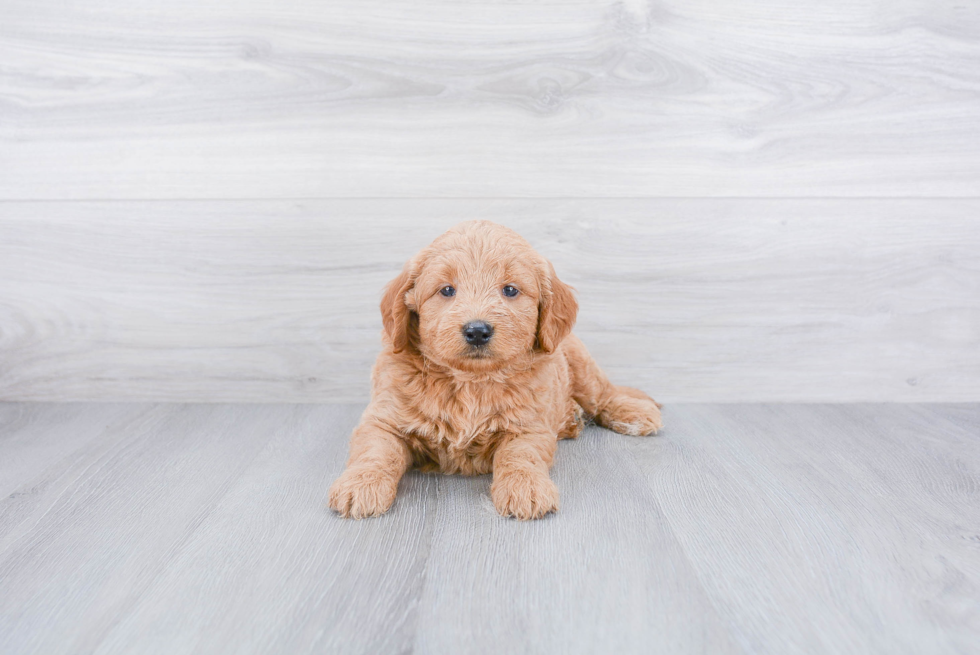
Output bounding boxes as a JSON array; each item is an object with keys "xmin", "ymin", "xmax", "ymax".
[{"xmin": 329, "ymin": 221, "xmax": 662, "ymax": 520}]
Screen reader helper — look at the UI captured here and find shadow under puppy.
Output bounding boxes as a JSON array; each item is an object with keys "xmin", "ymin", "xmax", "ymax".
[{"xmin": 329, "ymin": 221, "xmax": 662, "ymax": 520}]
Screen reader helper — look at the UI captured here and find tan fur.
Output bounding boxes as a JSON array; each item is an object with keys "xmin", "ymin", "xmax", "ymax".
[{"xmin": 328, "ymin": 221, "xmax": 662, "ymax": 520}]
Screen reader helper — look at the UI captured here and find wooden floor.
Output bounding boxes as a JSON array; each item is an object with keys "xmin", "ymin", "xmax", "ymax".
[{"xmin": 1, "ymin": 402, "xmax": 977, "ymax": 654}]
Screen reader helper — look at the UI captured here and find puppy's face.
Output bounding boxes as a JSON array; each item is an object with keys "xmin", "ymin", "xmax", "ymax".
[
  {"xmin": 380, "ymin": 221, "xmax": 578, "ymax": 372},
  {"xmin": 412, "ymin": 248, "xmax": 541, "ymax": 371}
]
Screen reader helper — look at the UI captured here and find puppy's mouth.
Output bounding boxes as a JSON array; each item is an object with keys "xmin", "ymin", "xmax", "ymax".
[{"xmin": 464, "ymin": 346, "xmax": 493, "ymax": 359}]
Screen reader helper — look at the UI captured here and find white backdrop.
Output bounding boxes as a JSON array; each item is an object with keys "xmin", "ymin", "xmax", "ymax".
[{"xmin": 1, "ymin": 0, "xmax": 979, "ymax": 402}]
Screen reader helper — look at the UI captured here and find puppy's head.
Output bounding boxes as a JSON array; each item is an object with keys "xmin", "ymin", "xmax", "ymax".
[{"xmin": 380, "ymin": 221, "xmax": 577, "ymax": 371}]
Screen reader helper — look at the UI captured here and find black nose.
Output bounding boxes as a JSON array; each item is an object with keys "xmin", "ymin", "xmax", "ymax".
[{"xmin": 462, "ymin": 321, "xmax": 494, "ymax": 346}]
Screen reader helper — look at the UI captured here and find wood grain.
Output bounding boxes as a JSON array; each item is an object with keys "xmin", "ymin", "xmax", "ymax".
[
  {"xmin": 1, "ymin": 402, "xmax": 978, "ymax": 653},
  {"xmin": 412, "ymin": 425, "xmax": 738, "ymax": 654},
  {"xmin": 0, "ymin": 404, "xmax": 283, "ymax": 654},
  {"xmin": 626, "ymin": 404, "xmax": 980, "ymax": 654},
  {"xmin": 2, "ymin": 199, "xmax": 978, "ymax": 403},
  {"xmin": 1, "ymin": 0, "xmax": 979, "ymax": 198},
  {"xmin": 91, "ymin": 405, "xmax": 439, "ymax": 655},
  {"xmin": 0, "ymin": 403, "xmax": 142, "ymax": 497}
]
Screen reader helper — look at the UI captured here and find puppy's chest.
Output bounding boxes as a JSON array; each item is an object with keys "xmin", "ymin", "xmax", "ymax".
[{"xmin": 403, "ymin": 383, "xmax": 527, "ymax": 474}]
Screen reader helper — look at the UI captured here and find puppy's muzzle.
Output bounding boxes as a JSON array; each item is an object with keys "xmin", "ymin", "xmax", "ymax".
[{"xmin": 462, "ymin": 320, "xmax": 494, "ymax": 347}]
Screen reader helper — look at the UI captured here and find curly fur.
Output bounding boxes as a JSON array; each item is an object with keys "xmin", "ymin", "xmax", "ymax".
[{"xmin": 329, "ymin": 221, "xmax": 662, "ymax": 520}]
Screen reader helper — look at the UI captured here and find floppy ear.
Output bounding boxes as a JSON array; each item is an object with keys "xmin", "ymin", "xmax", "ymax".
[
  {"xmin": 380, "ymin": 262, "xmax": 417, "ymax": 354},
  {"xmin": 536, "ymin": 263, "xmax": 578, "ymax": 354}
]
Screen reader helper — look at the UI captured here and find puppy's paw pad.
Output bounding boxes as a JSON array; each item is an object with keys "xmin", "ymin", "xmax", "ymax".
[
  {"xmin": 600, "ymin": 395, "xmax": 663, "ymax": 436},
  {"xmin": 328, "ymin": 470, "xmax": 397, "ymax": 519},
  {"xmin": 491, "ymin": 471, "xmax": 559, "ymax": 520}
]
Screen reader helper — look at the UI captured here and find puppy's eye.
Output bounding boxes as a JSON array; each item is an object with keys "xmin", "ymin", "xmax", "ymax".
[
  {"xmin": 502, "ymin": 285, "xmax": 519, "ymax": 298},
  {"xmin": 440, "ymin": 286, "xmax": 456, "ymax": 297}
]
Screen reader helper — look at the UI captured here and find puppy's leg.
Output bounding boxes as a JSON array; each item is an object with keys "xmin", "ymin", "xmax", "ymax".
[
  {"xmin": 563, "ymin": 334, "xmax": 663, "ymax": 436},
  {"xmin": 557, "ymin": 402, "xmax": 586, "ymax": 440},
  {"xmin": 328, "ymin": 419, "xmax": 411, "ymax": 519},
  {"xmin": 491, "ymin": 432, "xmax": 559, "ymax": 520}
]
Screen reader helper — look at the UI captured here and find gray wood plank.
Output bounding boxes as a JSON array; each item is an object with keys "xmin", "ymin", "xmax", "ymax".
[
  {"xmin": 0, "ymin": 404, "xmax": 162, "ymax": 553},
  {"xmin": 2, "ymin": 199, "xmax": 978, "ymax": 404},
  {"xmin": 412, "ymin": 425, "xmax": 741, "ymax": 655},
  {"xmin": 1, "ymin": 402, "xmax": 979, "ymax": 653},
  {"xmin": 915, "ymin": 404, "xmax": 980, "ymax": 450},
  {"xmin": 92, "ymin": 404, "xmax": 438, "ymax": 655},
  {"xmin": 0, "ymin": 403, "xmax": 144, "ymax": 496},
  {"xmin": 2, "ymin": 403, "xmax": 745, "ymax": 655},
  {"xmin": 0, "ymin": 404, "xmax": 284, "ymax": 655},
  {"xmin": 1, "ymin": 0, "xmax": 979, "ymax": 198},
  {"xmin": 625, "ymin": 404, "xmax": 980, "ymax": 654}
]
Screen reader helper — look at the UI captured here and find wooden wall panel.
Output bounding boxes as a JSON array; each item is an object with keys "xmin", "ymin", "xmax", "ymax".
[
  {"xmin": 1, "ymin": 0, "xmax": 978, "ymax": 198},
  {"xmin": 2, "ymin": 199, "xmax": 977, "ymax": 402}
]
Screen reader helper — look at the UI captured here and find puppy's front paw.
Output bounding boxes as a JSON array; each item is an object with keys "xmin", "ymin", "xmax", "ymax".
[
  {"xmin": 598, "ymin": 389, "xmax": 663, "ymax": 436},
  {"xmin": 328, "ymin": 468, "xmax": 398, "ymax": 519},
  {"xmin": 491, "ymin": 470, "xmax": 559, "ymax": 520}
]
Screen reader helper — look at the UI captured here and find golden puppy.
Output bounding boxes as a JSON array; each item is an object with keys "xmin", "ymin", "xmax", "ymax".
[{"xmin": 329, "ymin": 221, "xmax": 662, "ymax": 520}]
